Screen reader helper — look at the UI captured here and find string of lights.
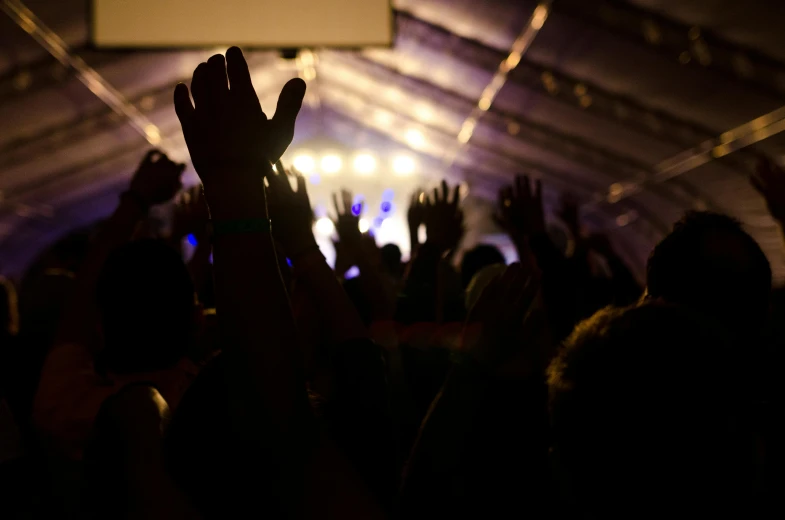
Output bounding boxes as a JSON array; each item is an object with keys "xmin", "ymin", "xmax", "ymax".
[
  {"xmin": 1, "ymin": 0, "xmax": 166, "ymax": 149},
  {"xmin": 442, "ymin": 1, "xmax": 553, "ymax": 167}
]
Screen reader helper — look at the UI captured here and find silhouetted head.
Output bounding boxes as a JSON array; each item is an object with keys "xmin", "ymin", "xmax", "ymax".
[
  {"xmin": 548, "ymin": 302, "xmax": 751, "ymax": 516},
  {"xmin": 646, "ymin": 211, "xmax": 771, "ymax": 338},
  {"xmin": 96, "ymin": 239, "xmax": 195, "ymax": 374},
  {"xmin": 380, "ymin": 243, "xmax": 403, "ymax": 278},
  {"xmin": 460, "ymin": 244, "xmax": 505, "ymax": 288}
]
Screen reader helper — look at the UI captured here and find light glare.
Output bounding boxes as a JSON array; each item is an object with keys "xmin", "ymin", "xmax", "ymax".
[
  {"xmin": 293, "ymin": 154, "xmax": 315, "ymax": 173},
  {"xmin": 392, "ymin": 155, "xmax": 416, "ymax": 176},
  {"xmin": 315, "ymin": 217, "xmax": 334, "ymax": 235},
  {"xmin": 353, "ymin": 153, "xmax": 377, "ymax": 174},
  {"xmin": 321, "ymin": 154, "xmax": 342, "ymax": 174},
  {"xmin": 359, "ymin": 218, "xmax": 370, "ymax": 233},
  {"xmin": 405, "ymin": 129, "xmax": 425, "ymax": 148}
]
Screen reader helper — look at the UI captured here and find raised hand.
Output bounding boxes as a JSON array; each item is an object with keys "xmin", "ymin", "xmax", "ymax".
[
  {"xmin": 462, "ymin": 263, "xmax": 547, "ymax": 375},
  {"xmin": 751, "ymin": 158, "xmax": 785, "ymax": 223},
  {"xmin": 173, "ymin": 47, "xmax": 306, "ymax": 213},
  {"xmin": 332, "ymin": 189, "xmax": 363, "ymax": 246},
  {"xmin": 128, "ymin": 150, "xmax": 185, "ymax": 207},
  {"xmin": 495, "ymin": 174, "xmax": 545, "ymax": 239},
  {"xmin": 266, "ymin": 162, "xmax": 317, "ymax": 257},
  {"xmin": 423, "ymin": 180, "xmax": 464, "ymax": 254},
  {"xmin": 171, "ymin": 184, "xmax": 209, "ymax": 239},
  {"xmin": 558, "ymin": 192, "xmax": 580, "ymax": 237}
]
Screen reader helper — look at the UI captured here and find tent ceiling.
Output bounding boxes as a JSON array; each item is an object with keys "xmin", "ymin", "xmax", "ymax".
[{"xmin": 0, "ymin": 0, "xmax": 784, "ymax": 280}]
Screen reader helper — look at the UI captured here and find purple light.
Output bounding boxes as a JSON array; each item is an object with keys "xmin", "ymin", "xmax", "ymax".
[
  {"xmin": 380, "ymin": 201, "xmax": 392, "ymax": 213},
  {"xmin": 373, "ymin": 217, "xmax": 384, "ymax": 228},
  {"xmin": 187, "ymin": 233, "xmax": 198, "ymax": 246},
  {"xmin": 286, "ymin": 258, "xmax": 293, "ymax": 267},
  {"xmin": 382, "ymin": 189, "xmax": 394, "ymax": 201},
  {"xmin": 344, "ymin": 266, "xmax": 360, "ymax": 279},
  {"xmin": 351, "ymin": 203, "xmax": 362, "ymax": 216}
]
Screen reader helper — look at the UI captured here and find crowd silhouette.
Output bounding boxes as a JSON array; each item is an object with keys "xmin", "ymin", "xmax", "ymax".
[{"xmin": 1, "ymin": 46, "xmax": 785, "ymax": 518}]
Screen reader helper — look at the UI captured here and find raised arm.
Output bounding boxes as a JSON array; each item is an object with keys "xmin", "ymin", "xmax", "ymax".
[
  {"xmin": 56, "ymin": 151, "xmax": 184, "ymax": 348},
  {"xmin": 174, "ymin": 48, "xmax": 308, "ymax": 440},
  {"xmin": 400, "ymin": 181, "xmax": 464, "ymax": 324},
  {"xmin": 174, "ymin": 48, "xmax": 384, "ymax": 517}
]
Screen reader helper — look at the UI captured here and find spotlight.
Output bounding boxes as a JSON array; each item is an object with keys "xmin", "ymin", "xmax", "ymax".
[
  {"xmin": 359, "ymin": 218, "xmax": 370, "ymax": 233},
  {"xmin": 293, "ymin": 154, "xmax": 315, "ymax": 173},
  {"xmin": 392, "ymin": 155, "xmax": 416, "ymax": 176},
  {"xmin": 353, "ymin": 153, "xmax": 377, "ymax": 174},
  {"xmin": 315, "ymin": 217, "xmax": 335, "ymax": 235},
  {"xmin": 321, "ymin": 154, "xmax": 342, "ymax": 174},
  {"xmin": 405, "ymin": 129, "xmax": 424, "ymax": 148}
]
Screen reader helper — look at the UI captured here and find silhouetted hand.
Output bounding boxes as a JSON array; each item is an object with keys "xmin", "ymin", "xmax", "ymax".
[
  {"xmin": 407, "ymin": 189, "xmax": 426, "ymax": 244},
  {"xmin": 495, "ymin": 175, "xmax": 545, "ymax": 239},
  {"xmin": 558, "ymin": 192, "xmax": 580, "ymax": 237},
  {"xmin": 266, "ymin": 162, "xmax": 316, "ymax": 257},
  {"xmin": 171, "ymin": 184, "xmax": 209, "ymax": 239},
  {"xmin": 424, "ymin": 180, "xmax": 464, "ymax": 254},
  {"xmin": 332, "ymin": 189, "xmax": 363, "ymax": 247},
  {"xmin": 128, "ymin": 150, "xmax": 184, "ymax": 206},
  {"xmin": 173, "ymin": 47, "xmax": 305, "ymax": 211},
  {"xmin": 752, "ymin": 158, "xmax": 785, "ymax": 223},
  {"xmin": 462, "ymin": 263, "xmax": 547, "ymax": 375}
]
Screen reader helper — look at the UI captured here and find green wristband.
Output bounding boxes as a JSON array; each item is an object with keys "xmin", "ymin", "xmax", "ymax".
[{"xmin": 210, "ymin": 218, "xmax": 271, "ymax": 237}]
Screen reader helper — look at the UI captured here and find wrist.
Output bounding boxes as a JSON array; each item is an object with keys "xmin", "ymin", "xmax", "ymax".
[
  {"xmin": 206, "ymin": 192, "xmax": 267, "ymax": 220},
  {"xmin": 284, "ymin": 235, "xmax": 320, "ymax": 260}
]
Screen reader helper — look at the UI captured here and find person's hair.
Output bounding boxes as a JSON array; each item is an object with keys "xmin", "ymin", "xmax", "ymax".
[
  {"xmin": 460, "ymin": 244, "xmax": 505, "ymax": 288},
  {"xmin": 548, "ymin": 302, "xmax": 751, "ymax": 515},
  {"xmin": 96, "ymin": 239, "xmax": 194, "ymax": 374},
  {"xmin": 379, "ymin": 243, "xmax": 403, "ymax": 277},
  {"xmin": 646, "ymin": 211, "xmax": 771, "ymax": 336}
]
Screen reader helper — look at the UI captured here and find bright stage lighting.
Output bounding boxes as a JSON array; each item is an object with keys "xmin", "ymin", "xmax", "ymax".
[
  {"xmin": 315, "ymin": 217, "xmax": 335, "ymax": 235},
  {"xmin": 405, "ymin": 129, "xmax": 424, "ymax": 148},
  {"xmin": 392, "ymin": 155, "xmax": 416, "ymax": 176},
  {"xmin": 321, "ymin": 154, "xmax": 343, "ymax": 174},
  {"xmin": 293, "ymin": 153, "xmax": 315, "ymax": 173},
  {"xmin": 359, "ymin": 218, "xmax": 370, "ymax": 233},
  {"xmin": 353, "ymin": 153, "xmax": 377, "ymax": 174}
]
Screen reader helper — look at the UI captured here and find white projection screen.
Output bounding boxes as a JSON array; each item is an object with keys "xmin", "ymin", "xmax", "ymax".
[{"xmin": 91, "ymin": 0, "xmax": 393, "ymax": 48}]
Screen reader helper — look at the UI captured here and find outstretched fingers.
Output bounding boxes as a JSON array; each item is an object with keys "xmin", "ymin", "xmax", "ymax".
[
  {"xmin": 173, "ymin": 84, "xmax": 195, "ymax": 135},
  {"xmin": 225, "ymin": 46, "xmax": 255, "ymax": 95}
]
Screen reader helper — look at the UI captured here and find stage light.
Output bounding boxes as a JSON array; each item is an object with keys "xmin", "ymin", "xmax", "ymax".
[
  {"xmin": 315, "ymin": 217, "xmax": 334, "ymax": 235},
  {"xmin": 392, "ymin": 155, "xmax": 415, "ymax": 176},
  {"xmin": 293, "ymin": 153, "xmax": 315, "ymax": 173},
  {"xmin": 321, "ymin": 154, "xmax": 342, "ymax": 174},
  {"xmin": 186, "ymin": 234, "xmax": 198, "ymax": 246},
  {"xmin": 382, "ymin": 189, "xmax": 395, "ymax": 201},
  {"xmin": 381, "ymin": 201, "xmax": 392, "ymax": 213},
  {"xmin": 405, "ymin": 129, "xmax": 425, "ymax": 148},
  {"xmin": 359, "ymin": 218, "xmax": 370, "ymax": 233},
  {"xmin": 353, "ymin": 153, "xmax": 376, "ymax": 174}
]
